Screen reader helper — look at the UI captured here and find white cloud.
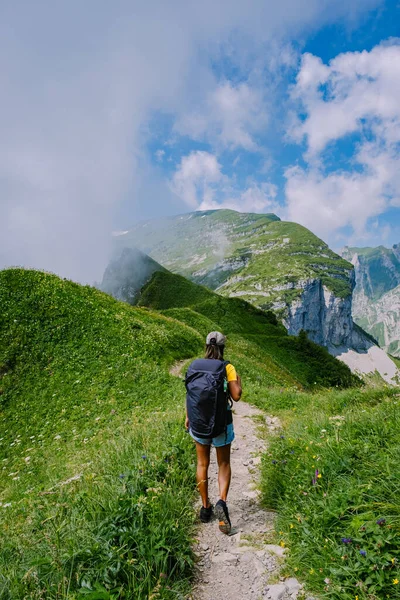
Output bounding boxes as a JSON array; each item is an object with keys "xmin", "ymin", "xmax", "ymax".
[
  {"xmin": 171, "ymin": 150, "xmax": 279, "ymax": 214},
  {"xmin": 175, "ymin": 81, "xmax": 268, "ymax": 150},
  {"xmin": 155, "ymin": 149, "xmax": 165, "ymax": 162},
  {"xmin": 199, "ymin": 183, "xmax": 279, "ymax": 214},
  {"xmin": 290, "ymin": 40, "xmax": 400, "ymax": 155},
  {"xmin": 285, "ymin": 39, "xmax": 400, "ymax": 240},
  {"xmin": 285, "ymin": 163, "xmax": 389, "ymax": 237},
  {"xmin": 170, "ymin": 151, "xmax": 223, "ymax": 208}
]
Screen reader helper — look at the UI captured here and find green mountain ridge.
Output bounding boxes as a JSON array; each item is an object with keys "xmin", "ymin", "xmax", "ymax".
[
  {"xmin": 114, "ymin": 209, "xmax": 356, "ymax": 348},
  {"xmin": 117, "ymin": 210, "xmax": 353, "ymax": 302}
]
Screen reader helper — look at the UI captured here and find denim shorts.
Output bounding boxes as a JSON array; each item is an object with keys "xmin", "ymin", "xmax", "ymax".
[{"xmin": 189, "ymin": 422, "xmax": 235, "ymax": 447}]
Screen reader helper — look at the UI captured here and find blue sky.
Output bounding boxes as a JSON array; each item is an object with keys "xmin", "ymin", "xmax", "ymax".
[{"xmin": 1, "ymin": 0, "xmax": 399, "ymax": 281}]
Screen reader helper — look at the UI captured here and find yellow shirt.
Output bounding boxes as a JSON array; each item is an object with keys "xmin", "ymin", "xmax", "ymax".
[{"xmin": 226, "ymin": 363, "xmax": 237, "ymax": 382}]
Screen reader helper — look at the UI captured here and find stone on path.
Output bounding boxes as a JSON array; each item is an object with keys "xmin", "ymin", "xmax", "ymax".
[{"xmin": 264, "ymin": 583, "xmax": 287, "ymax": 599}]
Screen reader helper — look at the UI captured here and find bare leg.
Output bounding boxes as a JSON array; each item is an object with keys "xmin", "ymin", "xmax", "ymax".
[
  {"xmin": 195, "ymin": 442, "xmax": 211, "ymax": 507},
  {"xmin": 216, "ymin": 444, "xmax": 231, "ymax": 502}
]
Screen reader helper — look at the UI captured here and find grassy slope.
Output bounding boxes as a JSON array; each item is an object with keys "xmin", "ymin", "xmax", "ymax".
[
  {"xmin": 138, "ymin": 271, "xmax": 358, "ymax": 389},
  {"xmin": 0, "ymin": 268, "xmax": 358, "ymax": 599},
  {"xmin": 217, "ymin": 220, "xmax": 353, "ymax": 305},
  {"xmin": 0, "ymin": 269, "xmax": 203, "ymax": 600}
]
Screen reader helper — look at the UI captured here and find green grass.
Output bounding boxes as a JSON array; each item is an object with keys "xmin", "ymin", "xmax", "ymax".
[
  {"xmin": 0, "ymin": 268, "xmax": 203, "ymax": 599},
  {"xmin": 256, "ymin": 386, "xmax": 400, "ymax": 600},
  {"xmin": 139, "ymin": 272, "xmax": 358, "ymax": 389}
]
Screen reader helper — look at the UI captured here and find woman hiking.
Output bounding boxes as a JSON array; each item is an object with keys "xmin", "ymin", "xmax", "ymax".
[{"xmin": 185, "ymin": 331, "xmax": 242, "ymax": 534}]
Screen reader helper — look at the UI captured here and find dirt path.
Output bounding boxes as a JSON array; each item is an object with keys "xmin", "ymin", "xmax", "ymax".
[
  {"xmin": 190, "ymin": 401, "xmax": 311, "ymax": 600},
  {"xmin": 169, "ymin": 361, "xmax": 312, "ymax": 600}
]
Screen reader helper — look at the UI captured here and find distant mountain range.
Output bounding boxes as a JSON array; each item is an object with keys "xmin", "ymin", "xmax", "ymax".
[{"xmin": 342, "ymin": 245, "xmax": 400, "ymax": 357}]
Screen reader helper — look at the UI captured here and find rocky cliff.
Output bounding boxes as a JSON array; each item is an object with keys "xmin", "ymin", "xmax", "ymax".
[{"xmin": 342, "ymin": 245, "xmax": 400, "ymax": 356}]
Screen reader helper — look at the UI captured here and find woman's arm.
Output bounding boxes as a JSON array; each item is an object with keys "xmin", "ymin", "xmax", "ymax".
[{"xmin": 228, "ymin": 374, "xmax": 242, "ymax": 401}]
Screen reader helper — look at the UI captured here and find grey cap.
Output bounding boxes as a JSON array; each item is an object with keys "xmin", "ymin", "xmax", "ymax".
[{"xmin": 206, "ymin": 331, "xmax": 226, "ymax": 346}]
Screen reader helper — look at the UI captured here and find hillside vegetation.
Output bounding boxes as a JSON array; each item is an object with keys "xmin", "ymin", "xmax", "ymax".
[
  {"xmin": 0, "ymin": 268, "xmax": 357, "ymax": 599},
  {"xmin": 117, "ymin": 210, "xmax": 354, "ymax": 310},
  {"xmin": 256, "ymin": 388, "xmax": 400, "ymax": 600},
  {"xmin": 138, "ymin": 271, "xmax": 358, "ymax": 389},
  {"xmin": 0, "ymin": 268, "xmax": 203, "ymax": 599}
]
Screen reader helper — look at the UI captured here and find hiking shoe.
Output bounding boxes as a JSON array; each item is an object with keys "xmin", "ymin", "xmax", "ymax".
[
  {"xmin": 215, "ymin": 499, "xmax": 231, "ymax": 534},
  {"xmin": 199, "ymin": 504, "xmax": 213, "ymax": 523}
]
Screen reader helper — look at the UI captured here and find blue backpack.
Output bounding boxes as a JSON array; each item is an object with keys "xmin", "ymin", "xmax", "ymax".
[{"xmin": 185, "ymin": 358, "xmax": 232, "ymax": 439}]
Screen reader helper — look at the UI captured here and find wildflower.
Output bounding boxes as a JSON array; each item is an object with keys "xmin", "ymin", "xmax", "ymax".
[
  {"xmin": 290, "ymin": 524, "xmax": 294, "ymax": 529},
  {"xmin": 376, "ymin": 518, "xmax": 386, "ymax": 526},
  {"xmin": 393, "ymin": 579, "xmax": 399, "ymax": 585},
  {"xmin": 24, "ymin": 457, "xmax": 31, "ymax": 463},
  {"xmin": 119, "ymin": 474, "xmax": 126, "ymax": 479},
  {"xmin": 142, "ymin": 455, "xmax": 147, "ymax": 459},
  {"xmin": 317, "ymin": 473, "xmax": 322, "ymax": 479},
  {"xmin": 271, "ymin": 460, "xmax": 278, "ymax": 464},
  {"xmin": 280, "ymin": 541, "xmax": 285, "ymax": 548},
  {"xmin": 309, "ymin": 568, "xmax": 314, "ymax": 574},
  {"xmin": 280, "ymin": 435, "xmax": 285, "ymax": 439},
  {"xmin": 324, "ymin": 578, "xmax": 331, "ymax": 584},
  {"xmin": 391, "ymin": 558, "xmax": 396, "ymax": 565},
  {"xmin": 341, "ymin": 538, "xmax": 352, "ymax": 544},
  {"xmin": 360, "ymin": 550, "xmax": 367, "ymax": 557}
]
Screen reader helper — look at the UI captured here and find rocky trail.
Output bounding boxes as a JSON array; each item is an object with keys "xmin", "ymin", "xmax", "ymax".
[{"xmin": 189, "ymin": 401, "xmax": 314, "ymax": 600}]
